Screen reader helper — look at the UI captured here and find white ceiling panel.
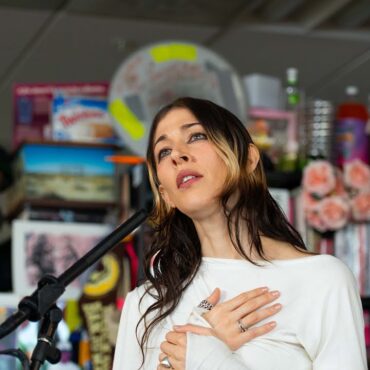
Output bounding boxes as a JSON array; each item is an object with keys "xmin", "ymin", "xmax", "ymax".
[
  {"xmin": 5, "ymin": 13, "xmax": 217, "ymax": 83},
  {"xmin": 0, "ymin": 8, "xmax": 51, "ymax": 83},
  {"xmin": 66, "ymin": 0, "xmax": 248, "ymax": 26},
  {"xmin": 314, "ymin": 56, "xmax": 370, "ymax": 104},
  {"xmin": 210, "ymin": 25, "xmax": 370, "ymax": 102}
]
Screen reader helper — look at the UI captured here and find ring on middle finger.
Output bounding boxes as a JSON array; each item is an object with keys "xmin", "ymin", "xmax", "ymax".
[{"xmin": 237, "ymin": 319, "xmax": 248, "ymax": 333}]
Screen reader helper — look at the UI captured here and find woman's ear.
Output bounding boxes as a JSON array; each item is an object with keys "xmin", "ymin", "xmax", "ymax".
[
  {"xmin": 158, "ymin": 185, "xmax": 176, "ymax": 209},
  {"xmin": 248, "ymin": 144, "xmax": 260, "ymax": 173}
]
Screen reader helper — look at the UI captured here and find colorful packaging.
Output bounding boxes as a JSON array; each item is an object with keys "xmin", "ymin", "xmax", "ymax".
[
  {"xmin": 335, "ymin": 86, "xmax": 369, "ymax": 166},
  {"xmin": 52, "ymin": 95, "xmax": 121, "ymax": 144},
  {"xmin": 335, "ymin": 118, "xmax": 368, "ymax": 165},
  {"xmin": 13, "ymin": 82, "xmax": 109, "ymax": 149}
]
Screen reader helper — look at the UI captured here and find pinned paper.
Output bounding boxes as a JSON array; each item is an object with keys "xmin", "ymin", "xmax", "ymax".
[
  {"xmin": 109, "ymin": 99, "xmax": 145, "ymax": 140},
  {"xmin": 150, "ymin": 43, "xmax": 197, "ymax": 63}
]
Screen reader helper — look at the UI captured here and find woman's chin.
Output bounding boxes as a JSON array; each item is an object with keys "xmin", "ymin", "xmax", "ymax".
[{"xmin": 177, "ymin": 200, "xmax": 222, "ymax": 220}]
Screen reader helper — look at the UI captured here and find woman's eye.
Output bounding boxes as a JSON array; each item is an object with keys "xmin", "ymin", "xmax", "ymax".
[
  {"xmin": 158, "ymin": 148, "xmax": 171, "ymax": 161},
  {"xmin": 189, "ymin": 132, "xmax": 207, "ymax": 142}
]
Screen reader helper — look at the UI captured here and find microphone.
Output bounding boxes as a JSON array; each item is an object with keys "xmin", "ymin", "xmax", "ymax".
[{"xmin": 0, "ymin": 208, "xmax": 148, "ymax": 339}]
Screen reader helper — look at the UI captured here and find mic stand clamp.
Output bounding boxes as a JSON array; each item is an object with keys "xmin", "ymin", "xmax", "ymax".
[
  {"xmin": 19, "ymin": 275, "xmax": 65, "ymax": 322},
  {"xmin": 30, "ymin": 305, "xmax": 62, "ymax": 370}
]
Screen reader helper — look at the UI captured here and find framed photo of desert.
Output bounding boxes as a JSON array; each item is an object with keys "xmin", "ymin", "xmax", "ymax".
[{"xmin": 12, "ymin": 220, "xmax": 112, "ymax": 300}]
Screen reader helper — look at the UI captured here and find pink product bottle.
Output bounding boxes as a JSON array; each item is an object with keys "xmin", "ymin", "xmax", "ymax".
[{"xmin": 335, "ymin": 86, "xmax": 369, "ymax": 166}]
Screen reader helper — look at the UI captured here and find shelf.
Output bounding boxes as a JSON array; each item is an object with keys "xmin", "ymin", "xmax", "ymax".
[
  {"xmin": 23, "ymin": 198, "xmax": 117, "ymax": 210},
  {"xmin": 13, "ymin": 139, "xmax": 122, "ymax": 153},
  {"xmin": 4, "ymin": 198, "xmax": 117, "ymax": 221}
]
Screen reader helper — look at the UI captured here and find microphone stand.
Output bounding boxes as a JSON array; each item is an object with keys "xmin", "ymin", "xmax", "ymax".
[{"xmin": 0, "ymin": 209, "xmax": 148, "ymax": 369}]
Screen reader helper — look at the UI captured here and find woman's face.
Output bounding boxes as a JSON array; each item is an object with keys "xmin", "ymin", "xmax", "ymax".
[{"xmin": 153, "ymin": 107, "xmax": 228, "ymax": 219}]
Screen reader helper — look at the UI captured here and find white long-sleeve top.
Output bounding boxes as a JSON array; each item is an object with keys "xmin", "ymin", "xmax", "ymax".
[{"xmin": 112, "ymin": 254, "xmax": 367, "ymax": 370}]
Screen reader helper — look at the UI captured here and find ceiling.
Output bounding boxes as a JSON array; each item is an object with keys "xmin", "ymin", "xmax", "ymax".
[{"xmin": 1, "ymin": 0, "xmax": 370, "ymax": 151}]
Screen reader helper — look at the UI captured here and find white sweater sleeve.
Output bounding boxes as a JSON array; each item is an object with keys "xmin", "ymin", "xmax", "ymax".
[
  {"xmin": 300, "ymin": 260, "xmax": 367, "ymax": 370},
  {"xmin": 112, "ymin": 290, "xmax": 143, "ymax": 370},
  {"xmin": 186, "ymin": 333, "xmax": 250, "ymax": 370}
]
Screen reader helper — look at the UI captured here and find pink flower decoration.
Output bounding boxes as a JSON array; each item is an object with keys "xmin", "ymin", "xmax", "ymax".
[
  {"xmin": 305, "ymin": 207, "xmax": 327, "ymax": 232},
  {"xmin": 344, "ymin": 159, "xmax": 370, "ymax": 191},
  {"xmin": 302, "ymin": 190, "xmax": 320, "ymax": 211},
  {"xmin": 303, "ymin": 160, "xmax": 336, "ymax": 197},
  {"xmin": 351, "ymin": 192, "xmax": 370, "ymax": 221},
  {"xmin": 333, "ymin": 168, "xmax": 347, "ymax": 197},
  {"xmin": 319, "ymin": 196, "xmax": 350, "ymax": 230}
]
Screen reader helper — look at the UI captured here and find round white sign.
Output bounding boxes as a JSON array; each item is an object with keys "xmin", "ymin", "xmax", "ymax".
[{"xmin": 109, "ymin": 40, "xmax": 247, "ymax": 156}]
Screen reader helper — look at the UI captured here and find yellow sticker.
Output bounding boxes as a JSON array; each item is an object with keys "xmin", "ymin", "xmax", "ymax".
[
  {"xmin": 83, "ymin": 254, "xmax": 120, "ymax": 297},
  {"xmin": 150, "ymin": 43, "xmax": 197, "ymax": 63},
  {"xmin": 109, "ymin": 99, "xmax": 145, "ymax": 140}
]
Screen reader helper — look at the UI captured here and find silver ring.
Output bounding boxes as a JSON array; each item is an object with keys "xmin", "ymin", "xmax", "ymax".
[
  {"xmin": 237, "ymin": 319, "xmax": 248, "ymax": 333},
  {"xmin": 198, "ymin": 299, "xmax": 214, "ymax": 311},
  {"xmin": 160, "ymin": 356, "xmax": 173, "ymax": 368}
]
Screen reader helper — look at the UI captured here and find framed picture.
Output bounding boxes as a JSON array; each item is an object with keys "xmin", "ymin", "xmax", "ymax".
[
  {"xmin": 18, "ymin": 142, "xmax": 118, "ymax": 203},
  {"xmin": 12, "ymin": 220, "xmax": 112, "ymax": 300}
]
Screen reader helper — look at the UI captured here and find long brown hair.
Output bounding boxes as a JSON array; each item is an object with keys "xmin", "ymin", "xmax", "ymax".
[{"xmin": 137, "ymin": 97, "xmax": 306, "ymax": 367}]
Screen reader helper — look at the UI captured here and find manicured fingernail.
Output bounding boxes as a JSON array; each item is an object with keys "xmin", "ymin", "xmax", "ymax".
[
  {"xmin": 271, "ymin": 290, "xmax": 280, "ymax": 297},
  {"xmin": 269, "ymin": 321, "xmax": 277, "ymax": 328},
  {"xmin": 273, "ymin": 303, "xmax": 282, "ymax": 310},
  {"xmin": 261, "ymin": 287, "xmax": 269, "ymax": 292}
]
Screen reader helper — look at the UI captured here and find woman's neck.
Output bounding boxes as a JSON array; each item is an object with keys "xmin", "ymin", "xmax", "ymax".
[
  {"xmin": 192, "ymin": 210, "xmax": 306, "ymax": 261},
  {"xmin": 192, "ymin": 210, "xmax": 250, "ymax": 259}
]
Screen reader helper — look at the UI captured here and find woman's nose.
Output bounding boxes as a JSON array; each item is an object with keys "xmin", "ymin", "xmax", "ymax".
[{"xmin": 171, "ymin": 149, "xmax": 189, "ymax": 165}]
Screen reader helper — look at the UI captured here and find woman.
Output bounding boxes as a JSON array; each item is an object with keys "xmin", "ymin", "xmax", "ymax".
[{"xmin": 113, "ymin": 97, "xmax": 366, "ymax": 370}]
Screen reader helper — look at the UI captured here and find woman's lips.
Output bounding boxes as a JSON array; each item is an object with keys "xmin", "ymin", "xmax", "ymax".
[
  {"xmin": 178, "ymin": 175, "xmax": 202, "ymax": 189},
  {"xmin": 176, "ymin": 170, "xmax": 202, "ymax": 188}
]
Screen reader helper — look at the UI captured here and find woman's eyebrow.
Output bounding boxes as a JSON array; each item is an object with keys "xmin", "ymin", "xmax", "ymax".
[{"xmin": 153, "ymin": 122, "xmax": 202, "ymax": 149}]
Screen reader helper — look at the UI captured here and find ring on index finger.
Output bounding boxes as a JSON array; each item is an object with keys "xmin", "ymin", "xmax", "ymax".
[
  {"xmin": 198, "ymin": 299, "xmax": 214, "ymax": 311},
  {"xmin": 237, "ymin": 319, "xmax": 248, "ymax": 333}
]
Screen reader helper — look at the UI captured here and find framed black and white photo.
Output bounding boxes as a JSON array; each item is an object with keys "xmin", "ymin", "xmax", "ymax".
[{"xmin": 12, "ymin": 220, "xmax": 112, "ymax": 300}]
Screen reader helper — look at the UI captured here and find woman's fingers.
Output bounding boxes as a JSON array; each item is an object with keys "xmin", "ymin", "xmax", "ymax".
[
  {"xmin": 191, "ymin": 287, "xmax": 282, "ymax": 351},
  {"xmin": 240, "ymin": 302, "xmax": 282, "ymax": 329},
  {"xmin": 173, "ymin": 324, "xmax": 213, "ymax": 336},
  {"xmin": 229, "ymin": 321, "xmax": 277, "ymax": 351},
  {"xmin": 201, "ymin": 287, "xmax": 221, "ymax": 307},
  {"xmin": 219, "ymin": 287, "xmax": 270, "ymax": 311},
  {"xmin": 159, "ymin": 331, "xmax": 187, "ymax": 369},
  {"xmin": 241, "ymin": 321, "xmax": 277, "ymax": 342},
  {"xmin": 233, "ymin": 290, "xmax": 281, "ymax": 319},
  {"xmin": 165, "ymin": 331, "xmax": 187, "ymax": 345},
  {"xmin": 160, "ymin": 341, "xmax": 177, "ymax": 357}
]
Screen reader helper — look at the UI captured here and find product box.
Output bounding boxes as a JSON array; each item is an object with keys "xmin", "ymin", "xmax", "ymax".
[
  {"xmin": 243, "ymin": 74, "xmax": 283, "ymax": 110},
  {"xmin": 13, "ymin": 82, "xmax": 109, "ymax": 149},
  {"xmin": 52, "ymin": 95, "xmax": 121, "ymax": 145}
]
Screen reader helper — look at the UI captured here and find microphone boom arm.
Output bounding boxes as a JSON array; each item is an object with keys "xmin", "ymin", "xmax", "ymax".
[{"xmin": 0, "ymin": 208, "xmax": 148, "ymax": 340}]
